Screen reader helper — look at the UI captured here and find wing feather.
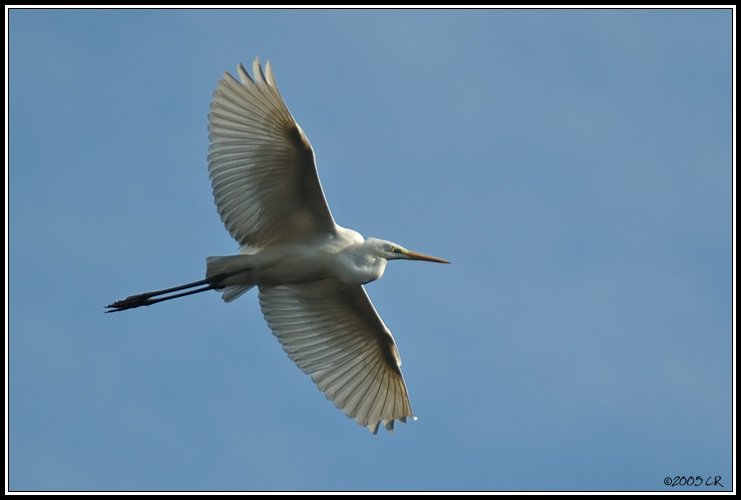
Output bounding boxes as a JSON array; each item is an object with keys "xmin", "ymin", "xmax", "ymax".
[
  {"xmin": 258, "ymin": 280, "xmax": 414, "ymax": 433},
  {"xmin": 209, "ymin": 58, "xmax": 335, "ymax": 248}
]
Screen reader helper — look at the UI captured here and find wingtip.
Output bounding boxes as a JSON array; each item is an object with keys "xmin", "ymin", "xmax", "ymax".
[
  {"xmin": 365, "ymin": 416, "xmax": 414, "ymax": 434},
  {"xmin": 252, "ymin": 57, "xmax": 267, "ymax": 84},
  {"xmin": 265, "ymin": 60, "xmax": 276, "ymax": 87},
  {"xmin": 236, "ymin": 63, "xmax": 253, "ymax": 85}
]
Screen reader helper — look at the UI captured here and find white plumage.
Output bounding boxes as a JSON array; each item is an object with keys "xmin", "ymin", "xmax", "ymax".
[{"xmin": 108, "ymin": 58, "xmax": 448, "ymax": 433}]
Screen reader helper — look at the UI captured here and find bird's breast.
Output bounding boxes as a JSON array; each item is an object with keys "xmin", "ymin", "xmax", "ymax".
[{"xmin": 335, "ymin": 251, "xmax": 387, "ymax": 285}]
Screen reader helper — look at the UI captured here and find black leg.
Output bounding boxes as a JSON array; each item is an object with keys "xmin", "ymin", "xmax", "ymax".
[{"xmin": 105, "ymin": 275, "xmax": 227, "ymax": 312}]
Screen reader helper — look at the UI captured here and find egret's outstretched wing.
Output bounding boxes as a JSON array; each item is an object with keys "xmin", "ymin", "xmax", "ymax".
[
  {"xmin": 209, "ymin": 58, "xmax": 335, "ymax": 248},
  {"xmin": 258, "ymin": 280, "xmax": 414, "ymax": 433}
]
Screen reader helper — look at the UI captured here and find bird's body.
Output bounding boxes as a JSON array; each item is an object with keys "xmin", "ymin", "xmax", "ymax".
[
  {"xmin": 213, "ymin": 226, "xmax": 384, "ymax": 288},
  {"xmin": 108, "ymin": 58, "xmax": 448, "ymax": 433}
]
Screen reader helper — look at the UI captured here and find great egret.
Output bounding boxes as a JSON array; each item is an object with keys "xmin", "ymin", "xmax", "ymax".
[{"xmin": 107, "ymin": 58, "xmax": 449, "ymax": 433}]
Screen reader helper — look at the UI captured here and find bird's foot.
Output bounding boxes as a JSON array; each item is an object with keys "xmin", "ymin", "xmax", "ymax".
[{"xmin": 105, "ymin": 293, "xmax": 155, "ymax": 313}]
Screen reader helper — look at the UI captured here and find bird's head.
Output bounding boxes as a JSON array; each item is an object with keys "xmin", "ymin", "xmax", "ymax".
[{"xmin": 366, "ymin": 238, "xmax": 450, "ymax": 264}]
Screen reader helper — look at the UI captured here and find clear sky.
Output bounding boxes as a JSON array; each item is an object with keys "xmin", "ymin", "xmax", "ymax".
[{"xmin": 8, "ymin": 8, "xmax": 733, "ymax": 492}]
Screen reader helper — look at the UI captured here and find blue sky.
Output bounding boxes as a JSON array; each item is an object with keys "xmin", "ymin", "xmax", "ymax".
[{"xmin": 8, "ymin": 8, "xmax": 733, "ymax": 492}]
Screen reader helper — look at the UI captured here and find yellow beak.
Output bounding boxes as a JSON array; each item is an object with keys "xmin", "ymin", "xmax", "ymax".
[{"xmin": 403, "ymin": 249, "xmax": 450, "ymax": 264}]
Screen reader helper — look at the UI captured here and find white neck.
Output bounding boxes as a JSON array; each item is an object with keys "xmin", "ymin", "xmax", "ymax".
[{"xmin": 336, "ymin": 240, "xmax": 388, "ymax": 284}]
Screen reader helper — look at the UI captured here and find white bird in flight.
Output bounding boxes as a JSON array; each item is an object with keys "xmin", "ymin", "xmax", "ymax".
[{"xmin": 107, "ymin": 58, "xmax": 449, "ymax": 433}]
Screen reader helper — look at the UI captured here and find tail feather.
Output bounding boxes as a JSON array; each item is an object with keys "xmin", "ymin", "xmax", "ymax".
[
  {"xmin": 221, "ymin": 285, "xmax": 254, "ymax": 302},
  {"xmin": 206, "ymin": 255, "xmax": 255, "ymax": 302}
]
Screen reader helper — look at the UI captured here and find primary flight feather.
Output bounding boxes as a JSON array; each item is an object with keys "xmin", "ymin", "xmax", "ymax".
[{"xmin": 107, "ymin": 58, "xmax": 449, "ymax": 433}]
